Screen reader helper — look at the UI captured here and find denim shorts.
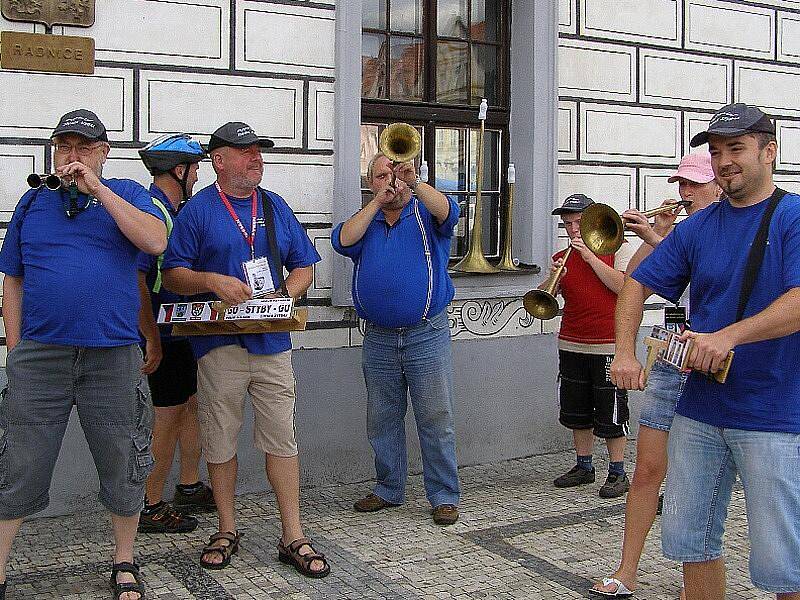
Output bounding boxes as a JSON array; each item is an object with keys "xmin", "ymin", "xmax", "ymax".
[
  {"xmin": 638, "ymin": 362, "xmax": 686, "ymax": 432},
  {"xmin": 662, "ymin": 414, "xmax": 800, "ymax": 593},
  {"xmin": 0, "ymin": 340, "xmax": 154, "ymax": 519}
]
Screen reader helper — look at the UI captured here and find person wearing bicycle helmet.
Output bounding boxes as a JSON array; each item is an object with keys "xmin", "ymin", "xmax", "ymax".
[{"xmin": 136, "ymin": 134, "xmax": 216, "ymax": 535}]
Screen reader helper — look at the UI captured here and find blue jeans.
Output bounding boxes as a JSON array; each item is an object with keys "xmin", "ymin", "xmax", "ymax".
[
  {"xmin": 362, "ymin": 310, "xmax": 460, "ymax": 507},
  {"xmin": 638, "ymin": 362, "xmax": 686, "ymax": 432},
  {"xmin": 662, "ymin": 414, "xmax": 800, "ymax": 593}
]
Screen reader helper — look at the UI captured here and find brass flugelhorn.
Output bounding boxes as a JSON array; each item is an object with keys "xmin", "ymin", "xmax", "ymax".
[
  {"xmin": 27, "ymin": 173, "xmax": 63, "ymax": 191},
  {"xmin": 522, "ymin": 246, "xmax": 572, "ymax": 320},
  {"xmin": 379, "ymin": 123, "xmax": 421, "ymax": 187},
  {"xmin": 580, "ymin": 200, "xmax": 692, "ymax": 255},
  {"xmin": 496, "ymin": 163, "xmax": 519, "ymax": 271},
  {"xmin": 452, "ymin": 99, "xmax": 500, "ymax": 274}
]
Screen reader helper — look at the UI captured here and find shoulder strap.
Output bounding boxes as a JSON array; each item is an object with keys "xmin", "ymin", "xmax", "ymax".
[
  {"xmin": 260, "ymin": 189, "xmax": 285, "ymax": 289},
  {"xmin": 150, "ymin": 197, "xmax": 174, "ymax": 294},
  {"xmin": 735, "ymin": 187, "xmax": 787, "ymax": 322}
]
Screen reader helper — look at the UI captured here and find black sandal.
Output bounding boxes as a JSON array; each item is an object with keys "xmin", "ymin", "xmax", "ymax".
[
  {"xmin": 199, "ymin": 530, "xmax": 241, "ymax": 570},
  {"xmin": 278, "ymin": 537, "xmax": 331, "ymax": 579},
  {"xmin": 110, "ymin": 561, "xmax": 145, "ymax": 600}
]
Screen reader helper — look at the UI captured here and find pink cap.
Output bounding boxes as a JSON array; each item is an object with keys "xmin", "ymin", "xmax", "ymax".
[{"xmin": 668, "ymin": 151, "xmax": 715, "ymax": 184}]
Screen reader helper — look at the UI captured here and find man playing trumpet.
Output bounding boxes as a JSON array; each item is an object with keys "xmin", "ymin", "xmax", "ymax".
[
  {"xmin": 332, "ymin": 152, "xmax": 461, "ymax": 525},
  {"xmin": 546, "ymin": 194, "xmax": 635, "ymax": 499}
]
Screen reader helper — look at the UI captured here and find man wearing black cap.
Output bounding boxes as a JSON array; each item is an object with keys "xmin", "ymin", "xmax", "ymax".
[
  {"xmin": 546, "ymin": 194, "xmax": 634, "ymax": 499},
  {"xmin": 161, "ymin": 122, "xmax": 330, "ymax": 578},
  {"xmin": 613, "ymin": 103, "xmax": 800, "ymax": 598},
  {"xmin": 0, "ymin": 109, "xmax": 168, "ymax": 600}
]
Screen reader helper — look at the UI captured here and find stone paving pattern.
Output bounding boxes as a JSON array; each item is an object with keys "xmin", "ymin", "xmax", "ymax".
[{"xmin": 6, "ymin": 449, "xmax": 767, "ymax": 599}]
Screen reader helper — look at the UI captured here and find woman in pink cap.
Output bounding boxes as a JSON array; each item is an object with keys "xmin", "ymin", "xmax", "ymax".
[{"xmin": 591, "ymin": 152, "xmax": 722, "ymax": 598}]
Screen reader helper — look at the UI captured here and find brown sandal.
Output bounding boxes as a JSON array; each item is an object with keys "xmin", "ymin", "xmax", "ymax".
[
  {"xmin": 200, "ymin": 530, "xmax": 241, "ymax": 570},
  {"xmin": 277, "ymin": 537, "xmax": 331, "ymax": 578}
]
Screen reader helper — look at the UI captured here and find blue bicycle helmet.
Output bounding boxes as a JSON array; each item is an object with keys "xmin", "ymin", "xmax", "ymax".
[{"xmin": 139, "ymin": 134, "xmax": 206, "ymax": 200}]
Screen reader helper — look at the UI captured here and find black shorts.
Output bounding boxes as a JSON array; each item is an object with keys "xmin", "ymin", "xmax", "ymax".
[
  {"xmin": 147, "ymin": 339, "xmax": 198, "ymax": 408},
  {"xmin": 558, "ymin": 349, "xmax": 629, "ymax": 439}
]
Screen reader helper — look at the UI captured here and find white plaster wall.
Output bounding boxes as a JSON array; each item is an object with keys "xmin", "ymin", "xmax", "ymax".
[
  {"xmin": 558, "ymin": 0, "xmax": 800, "ymax": 323},
  {"xmin": 0, "ymin": 0, "xmax": 341, "ymax": 356}
]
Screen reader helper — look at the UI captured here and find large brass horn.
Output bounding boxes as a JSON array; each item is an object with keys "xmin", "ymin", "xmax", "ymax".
[
  {"xmin": 496, "ymin": 163, "xmax": 519, "ymax": 271},
  {"xmin": 522, "ymin": 246, "xmax": 572, "ymax": 320},
  {"xmin": 379, "ymin": 123, "xmax": 422, "ymax": 187},
  {"xmin": 452, "ymin": 99, "xmax": 500, "ymax": 274},
  {"xmin": 580, "ymin": 200, "xmax": 692, "ymax": 255}
]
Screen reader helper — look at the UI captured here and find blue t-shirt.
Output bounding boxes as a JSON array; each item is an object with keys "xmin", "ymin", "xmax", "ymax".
[
  {"xmin": 632, "ymin": 193, "xmax": 800, "ymax": 433},
  {"xmin": 161, "ymin": 183, "xmax": 320, "ymax": 359},
  {"xmin": 331, "ymin": 196, "xmax": 459, "ymax": 327},
  {"xmin": 137, "ymin": 184, "xmax": 185, "ymax": 342},
  {"xmin": 0, "ymin": 178, "xmax": 166, "ymax": 347}
]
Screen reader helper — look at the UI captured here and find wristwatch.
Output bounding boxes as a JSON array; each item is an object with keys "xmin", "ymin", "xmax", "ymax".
[{"xmin": 409, "ymin": 176, "xmax": 421, "ymax": 191}]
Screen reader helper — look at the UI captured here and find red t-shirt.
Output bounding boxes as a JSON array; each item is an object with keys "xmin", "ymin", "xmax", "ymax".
[{"xmin": 555, "ymin": 248, "xmax": 618, "ymax": 345}]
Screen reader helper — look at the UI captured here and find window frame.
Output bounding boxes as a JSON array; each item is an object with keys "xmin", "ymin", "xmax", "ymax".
[
  {"xmin": 333, "ymin": 1, "xmax": 559, "ymax": 305},
  {"xmin": 361, "ymin": 0, "xmax": 512, "ymax": 111}
]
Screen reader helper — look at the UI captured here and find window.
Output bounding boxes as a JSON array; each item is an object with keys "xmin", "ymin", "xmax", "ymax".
[{"xmin": 361, "ymin": 0, "xmax": 510, "ymax": 262}]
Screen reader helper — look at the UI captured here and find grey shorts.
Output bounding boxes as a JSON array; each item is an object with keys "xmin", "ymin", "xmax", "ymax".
[{"xmin": 0, "ymin": 340, "xmax": 154, "ymax": 519}]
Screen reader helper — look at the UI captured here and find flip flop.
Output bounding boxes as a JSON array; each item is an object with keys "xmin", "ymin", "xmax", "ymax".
[{"xmin": 589, "ymin": 577, "xmax": 635, "ymax": 597}]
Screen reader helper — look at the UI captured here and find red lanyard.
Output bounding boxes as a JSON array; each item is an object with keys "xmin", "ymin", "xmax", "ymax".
[{"xmin": 215, "ymin": 183, "xmax": 257, "ymax": 260}]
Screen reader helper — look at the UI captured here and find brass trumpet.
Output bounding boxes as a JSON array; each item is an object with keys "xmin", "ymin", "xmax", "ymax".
[
  {"xmin": 522, "ymin": 246, "xmax": 572, "ymax": 320},
  {"xmin": 379, "ymin": 123, "xmax": 421, "ymax": 187},
  {"xmin": 27, "ymin": 173, "xmax": 63, "ymax": 191},
  {"xmin": 580, "ymin": 200, "xmax": 692, "ymax": 255}
]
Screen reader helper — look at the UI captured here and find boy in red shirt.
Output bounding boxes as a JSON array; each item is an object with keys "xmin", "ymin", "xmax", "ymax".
[{"xmin": 544, "ymin": 194, "xmax": 634, "ymax": 498}]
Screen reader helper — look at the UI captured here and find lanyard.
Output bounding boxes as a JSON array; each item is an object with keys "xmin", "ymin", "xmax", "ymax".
[{"xmin": 215, "ymin": 183, "xmax": 258, "ymax": 260}]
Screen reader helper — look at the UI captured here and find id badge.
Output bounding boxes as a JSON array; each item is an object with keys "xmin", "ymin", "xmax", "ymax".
[
  {"xmin": 664, "ymin": 306, "xmax": 687, "ymax": 333},
  {"xmin": 242, "ymin": 257, "xmax": 275, "ymax": 297}
]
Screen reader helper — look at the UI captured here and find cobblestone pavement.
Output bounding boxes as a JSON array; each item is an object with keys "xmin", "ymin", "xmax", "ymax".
[{"xmin": 6, "ymin": 449, "xmax": 766, "ymax": 599}]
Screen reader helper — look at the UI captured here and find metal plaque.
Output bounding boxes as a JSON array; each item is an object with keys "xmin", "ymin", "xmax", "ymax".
[
  {"xmin": 2, "ymin": 0, "xmax": 95, "ymax": 28},
  {"xmin": 0, "ymin": 31, "xmax": 94, "ymax": 74}
]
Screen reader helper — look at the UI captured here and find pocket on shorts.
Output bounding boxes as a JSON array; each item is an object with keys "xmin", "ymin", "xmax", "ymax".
[
  {"xmin": 0, "ymin": 387, "xmax": 9, "ymax": 489},
  {"xmin": 130, "ymin": 430, "xmax": 154, "ymax": 484},
  {"xmin": 129, "ymin": 380, "xmax": 154, "ymax": 484}
]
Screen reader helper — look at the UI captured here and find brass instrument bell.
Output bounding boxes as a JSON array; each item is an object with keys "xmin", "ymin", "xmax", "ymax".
[
  {"xmin": 523, "ymin": 246, "xmax": 572, "ymax": 320},
  {"xmin": 379, "ymin": 123, "xmax": 421, "ymax": 188},
  {"xmin": 580, "ymin": 200, "xmax": 692, "ymax": 255}
]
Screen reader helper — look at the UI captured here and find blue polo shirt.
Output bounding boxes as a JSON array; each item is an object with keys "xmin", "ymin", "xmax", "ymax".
[
  {"xmin": 331, "ymin": 196, "xmax": 459, "ymax": 327},
  {"xmin": 0, "ymin": 178, "xmax": 166, "ymax": 347},
  {"xmin": 632, "ymin": 193, "xmax": 800, "ymax": 433},
  {"xmin": 161, "ymin": 183, "xmax": 320, "ymax": 359},
  {"xmin": 137, "ymin": 184, "xmax": 185, "ymax": 342}
]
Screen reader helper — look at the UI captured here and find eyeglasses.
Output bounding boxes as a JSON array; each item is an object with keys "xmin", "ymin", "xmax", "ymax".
[{"xmin": 53, "ymin": 143, "xmax": 104, "ymax": 156}]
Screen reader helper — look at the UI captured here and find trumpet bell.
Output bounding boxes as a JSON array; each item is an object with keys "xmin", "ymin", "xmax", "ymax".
[
  {"xmin": 580, "ymin": 203, "xmax": 624, "ymax": 255},
  {"xmin": 379, "ymin": 123, "xmax": 421, "ymax": 164},
  {"xmin": 523, "ymin": 289, "xmax": 560, "ymax": 320}
]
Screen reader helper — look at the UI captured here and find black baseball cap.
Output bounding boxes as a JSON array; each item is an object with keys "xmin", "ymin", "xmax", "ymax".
[
  {"xmin": 207, "ymin": 121, "xmax": 275, "ymax": 152},
  {"xmin": 51, "ymin": 109, "xmax": 108, "ymax": 141},
  {"xmin": 690, "ymin": 103, "xmax": 775, "ymax": 147},
  {"xmin": 552, "ymin": 193, "xmax": 594, "ymax": 215}
]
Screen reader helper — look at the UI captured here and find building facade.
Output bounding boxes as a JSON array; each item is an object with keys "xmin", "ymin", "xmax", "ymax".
[{"xmin": 0, "ymin": 0, "xmax": 797, "ymax": 514}]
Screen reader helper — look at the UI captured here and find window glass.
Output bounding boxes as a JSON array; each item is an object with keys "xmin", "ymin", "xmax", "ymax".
[
  {"xmin": 392, "ymin": 0, "xmax": 423, "ymax": 33},
  {"xmin": 390, "ymin": 37, "xmax": 424, "ymax": 100},
  {"xmin": 436, "ymin": 41, "xmax": 469, "ymax": 103},
  {"xmin": 438, "ymin": 0, "xmax": 469, "ymax": 38},
  {"xmin": 362, "ymin": 34, "xmax": 387, "ymax": 98},
  {"xmin": 363, "ymin": 0, "xmax": 387, "ymax": 29}
]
